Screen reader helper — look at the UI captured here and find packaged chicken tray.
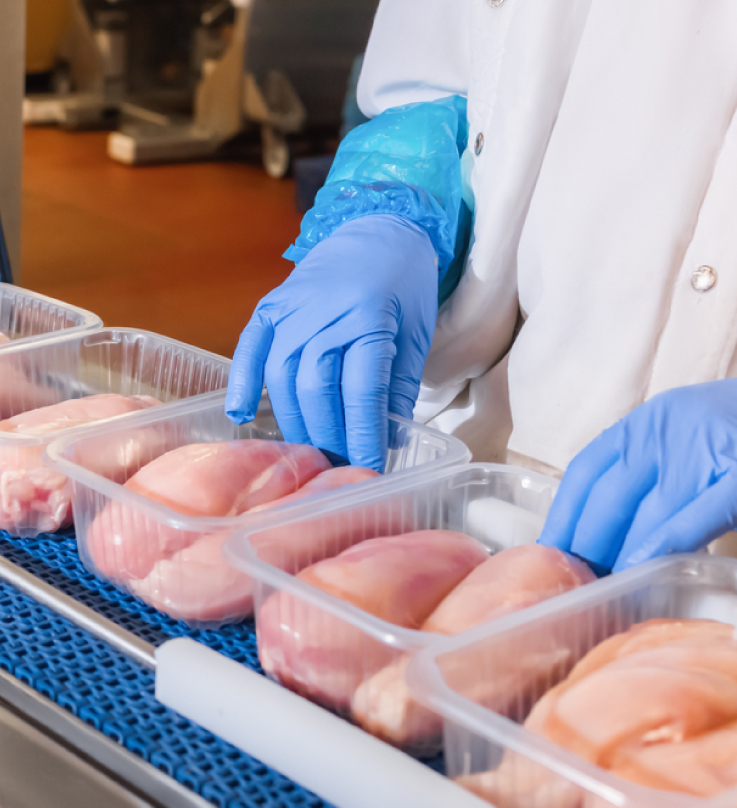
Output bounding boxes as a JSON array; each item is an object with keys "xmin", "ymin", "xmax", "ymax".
[
  {"xmin": 0, "ymin": 328, "xmax": 230, "ymax": 538},
  {"xmin": 44, "ymin": 394, "xmax": 471, "ymax": 631},
  {"xmin": 221, "ymin": 463, "xmax": 578, "ymax": 757},
  {"xmin": 406, "ymin": 554, "xmax": 737, "ymax": 808},
  {"xmin": 0, "ymin": 283, "xmax": 101, "ymax": 348}
]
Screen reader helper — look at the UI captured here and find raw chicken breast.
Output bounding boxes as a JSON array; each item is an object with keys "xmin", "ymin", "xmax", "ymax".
[
  {"xmin": 0, "ymin": 393, "xmax": 161, "ymax": 435},
  {"xmin": 87, "ymin": 440, "xmax": 332, "ymax": 582},
  {"xmin": 132, "ymin": 530, "xmax": 250, "ymax": 624},
  {"xmin": 132, "ymin": 466, "xmax": 380, "ymax": 624},
  {"xmin": 250, "ymin": 466, "xmax": 380, "ymax": 513},
  {"xmin": 258, "ymin": 530, "xmax": 488, "ymax": 712},
  {"xmin": 423, "ymin": 545, "xmax": 596, "ymax": 635},
  {"xmin": 525, "ymin": 620, "xmax": 737, "ymax": 765},
  {"xmin": 353, "ymin": 546, "xmax": 595, "ymax": 750},
  {"xmin": 462, "ymin": 619, "xmax": 737, "ymax": 806},
  {"xmin": 0, "ymin": 394, "xmax": 161, "ymax": 536},
  {"xmin": 611, "ymin": 719, "xmax": 737, "ymax": 796},
  {"xmin": 535, "ymin": 618, "xmax": 732, "ymax": 693}
]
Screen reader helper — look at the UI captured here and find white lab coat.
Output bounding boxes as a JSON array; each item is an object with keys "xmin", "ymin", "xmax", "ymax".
[{"xmin": 358, "ymin": 0, "xmax": 737, "ymax": 475}]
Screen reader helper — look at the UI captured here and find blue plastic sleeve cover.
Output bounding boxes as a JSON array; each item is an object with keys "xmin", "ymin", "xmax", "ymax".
[{"xmin": 284, "ymin": 95, "xmax": 469, "ymax": 276}]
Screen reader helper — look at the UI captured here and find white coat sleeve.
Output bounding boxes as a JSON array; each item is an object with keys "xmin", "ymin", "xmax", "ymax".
[{"xmin": 357, "ymin": 0, "xmax": 472, "ymax": 117}]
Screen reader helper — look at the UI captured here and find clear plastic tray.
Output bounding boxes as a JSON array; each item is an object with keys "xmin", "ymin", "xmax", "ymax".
[
  {"xmin": 0, "ymin": 328, "xmax": 230, "ymax": 538},
  {"xmin": 0, "ymin": 283, "xmax": 101, "ymax": 348},
  {"xmin": 44, "ymin": 396, "xmax": 472, "ymax": 630},
  {"xmin": 224, "ymin": 463, "xmax": 560, "ymax": 755},
  {"xmin": 407, "ymin": 554, "xmax": 737, "ymax": 807}
]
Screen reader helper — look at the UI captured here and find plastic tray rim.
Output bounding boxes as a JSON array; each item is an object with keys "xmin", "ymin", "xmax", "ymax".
[
  {"xmin": 0, "ymin": 324, "xmax": 232, "ymax": 360},
  {"xmin": 0, "ymin": 283, "xmax": 102, "ymax": 350},
  {"xmin": 0, "ymin": 326, "xmax": 232, "ymax": 449},
  {"xmin": 226, "ymin": 462, "xmax": 559, "ymax": 557},
  {"xmin": 44, "ymin": 400, "xmax": 472, "ymax": 533},
  {"xmin": 4, "ymin": 390, "xmax": 229, "ymax": 451},
  {"xmin": 410, "ymin": 554, "xmax": 683, "ymax": 659}
]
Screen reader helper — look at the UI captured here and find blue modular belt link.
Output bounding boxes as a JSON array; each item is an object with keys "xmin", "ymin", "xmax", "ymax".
[
  {"xmin": 0, "ymin": 528, "xmax": 326, "ymax": 808},
  {"xmin": 0, "ymin": 530, "xmax": 443, "ymax": 807}
]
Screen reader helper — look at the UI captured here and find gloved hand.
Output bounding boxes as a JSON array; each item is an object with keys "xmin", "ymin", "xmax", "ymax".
[
  {"xmin": 538, "ymin": 379, "xmax": 737, "ymax": 573},
  {"xmin": 225, "ymin": 214, "xmax": 439, "ymax": 472}
]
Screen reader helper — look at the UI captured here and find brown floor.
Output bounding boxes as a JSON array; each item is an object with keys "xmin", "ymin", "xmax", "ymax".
[{"xmin": 20, "ymin": 128, "xmax": 303, "ymax": 359}]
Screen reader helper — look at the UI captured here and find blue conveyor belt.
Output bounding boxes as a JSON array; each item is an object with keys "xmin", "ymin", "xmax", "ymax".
[
  {"xmin": 0, "ymin": 530, "xmax": 261, "ymax": 660},
  {"xmin": 0, "ymin": 529, "xmax": 328, "ymax": 808},
  {"xmin": 0, "ymin": 530, "xmax": 444, "ymax": 807}
]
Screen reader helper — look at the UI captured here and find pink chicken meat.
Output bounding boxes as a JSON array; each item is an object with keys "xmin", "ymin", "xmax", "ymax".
[
  {"xmin": 87, "ymin": 439, "xmax": 332, "ymax": 583},
  {"xmin": 460, "ymin": 618, "xmax": 737, "ymax": 807},
  {"xmin": 423, "ymin": 545, "xmax": 596, "ymax": 635},
  {"xmin": 0, "ymin": 393, "xmax": 161, "ymax": 536},
  {"xmin": 352, "ymin": 544, "xmax": 596, "ymax": 750},
  {"xmin": 257, "ymin": 530, "xmax": 489, "ymax": 713},
  {"xmin": 132, "ymin": 466, "xmax": 380, "ymax": 624}
]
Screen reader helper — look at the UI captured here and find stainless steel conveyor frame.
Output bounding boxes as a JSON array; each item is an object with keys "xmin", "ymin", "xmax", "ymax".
[{"xmin": 0, "ymin": 556, "xmax": 216, "ymax": 808}]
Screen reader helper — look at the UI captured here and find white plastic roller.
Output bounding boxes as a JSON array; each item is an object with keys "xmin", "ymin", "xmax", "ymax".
[{"xmin": 155, "ymin": 638, "xmax": 489, "ymax": 808}]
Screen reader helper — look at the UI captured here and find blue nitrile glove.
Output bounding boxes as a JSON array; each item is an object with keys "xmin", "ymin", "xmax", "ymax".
[
  {"xmin": 538, "ymin": 380, "xmax": 737, "ymax": 573},
  {"xmin": 225, "ymin": 214, "xmax": 438, "ymax": 471},
  {"xmin": 227, "ymin": 95, "xmax": 469, "ymax": 469}
]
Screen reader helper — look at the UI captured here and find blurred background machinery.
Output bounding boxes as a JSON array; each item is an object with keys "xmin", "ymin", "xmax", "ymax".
[{"xmin": 24, "ymin": 0, "xmax": 378, "ymax": 176}]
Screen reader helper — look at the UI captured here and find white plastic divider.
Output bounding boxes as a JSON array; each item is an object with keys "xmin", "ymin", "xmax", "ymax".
[{"xmin": 406, "ymin": 554, "xmax": 737, "ymax": 808}]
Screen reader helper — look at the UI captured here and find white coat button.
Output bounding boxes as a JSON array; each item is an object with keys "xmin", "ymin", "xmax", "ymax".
[
  {"xmin": 488, "ymin": 0, "xmax": 506, "ymax": 6},
  {"xmin": 691, "ymin": 265, "xmax": 717, "ymax": 292},
  {"xmin": 474, "ymin": 132, "xmax": 484, "ymax": 156}
]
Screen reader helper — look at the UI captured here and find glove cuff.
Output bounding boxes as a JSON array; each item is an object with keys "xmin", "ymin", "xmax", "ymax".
[{"xmin": 283, "ymin": 182, "xmax": 454, "ymax": 273}]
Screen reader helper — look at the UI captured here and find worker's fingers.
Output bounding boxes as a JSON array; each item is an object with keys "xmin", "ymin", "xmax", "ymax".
[
  {"xmin": 567, "ymin": 459, "xmax": 657, "ymax": 572},
  {"xmin": 296, "ymin": 327, "xmax": 348, "ymax": 459},
  {"xmin": 537, "ymin": 423, "xmax": 622, "ymax": 553},
  {"xmin": 611, "ymin": 472, "xmax": 705, "ymax": 568},
  {"xmin": 226, "ymin": 310, "xmax": 275, "ymax": 424},
  {"xmin": 341, "ymin": 334, "xmax": 396, "ymax": 472},
  {"xmin": 388, "ymin": 328, "xmax": 431, "ymax": 421},
  {"xmin": 388, "ymin": 263, "xmax": 436, "ymax": 421},
  {"xmin": 613, "ymin": 466, "xmax": 737, "ymax": 572},
  {"xmin": 264, "ymin": 329, "xmax": 311, "ymax": 447}
]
